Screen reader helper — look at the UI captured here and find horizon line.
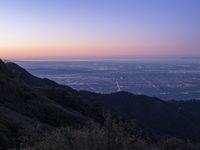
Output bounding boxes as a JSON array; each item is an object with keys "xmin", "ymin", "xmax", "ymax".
[{"xmin": 4, "ymin": 56, "xmax": 200, "ymax": 62}]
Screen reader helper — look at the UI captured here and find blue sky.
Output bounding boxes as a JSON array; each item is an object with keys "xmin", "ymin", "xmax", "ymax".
[{"xmin": 0, "ymin": 0, "xmax": 200, "ymax": 59}]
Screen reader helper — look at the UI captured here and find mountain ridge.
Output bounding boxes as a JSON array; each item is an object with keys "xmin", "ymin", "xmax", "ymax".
[{"xmin": 1, "ymin": 59, "xmax": 200, "ymax": 149}]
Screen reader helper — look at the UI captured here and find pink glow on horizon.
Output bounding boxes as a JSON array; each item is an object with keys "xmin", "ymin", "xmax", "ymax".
[{"xmin": 1, "ymin": 37, "xmax": 199, "ymax": 60}]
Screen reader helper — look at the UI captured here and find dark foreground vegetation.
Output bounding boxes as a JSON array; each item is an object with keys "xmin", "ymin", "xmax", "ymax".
[{"xmin": 1, "ymin": 59, "xmax": 200, "ymax": 149}]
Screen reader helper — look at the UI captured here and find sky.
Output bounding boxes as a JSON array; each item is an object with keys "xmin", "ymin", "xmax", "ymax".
[{"xmin": 0, "ymin": 0, "xmax": 200, "ymax": 59}]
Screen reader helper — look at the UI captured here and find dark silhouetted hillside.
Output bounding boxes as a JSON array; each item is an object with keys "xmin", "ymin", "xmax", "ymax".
[
  {"xmin": 0, "ymin": 60, "xmax": 109, "ymax": 149},
  {"xmin": 80, "ymin": 91, "xmax": 200, "ymax": 141},
  {"xmin": 1, "ymin": 59, "xmax": 200, "ymax": 149}
]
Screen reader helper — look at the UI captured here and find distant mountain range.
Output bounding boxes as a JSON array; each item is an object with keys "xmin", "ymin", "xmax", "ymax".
[{"xmin": 1, "ymin": 59, "xmax": 200, "ymax": 149}]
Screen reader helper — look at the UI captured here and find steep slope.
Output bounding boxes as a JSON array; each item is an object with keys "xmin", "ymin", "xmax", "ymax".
[
  {"xmin": 2, "ymin": 59, "xmax": 200, "ymax": 149},
  {"xmin": 5, "ymin": 62, "xmax": 106, "ymax": 123},
  {"xmin": 5, "ymin": 60, "xmax": 200, "ymax": 141},
  {"xmin": 6, "ymin": 62, "xmax": 73, "ymax": 91},
  {"xmin": 0, "ymin": 60, "xmax": 108, "ymax": 149}
]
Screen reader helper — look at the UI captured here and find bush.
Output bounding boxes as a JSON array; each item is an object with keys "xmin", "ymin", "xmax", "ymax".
[{"xmin": 20, "ymin": 115, "xmax": 151, "ymax": 150}]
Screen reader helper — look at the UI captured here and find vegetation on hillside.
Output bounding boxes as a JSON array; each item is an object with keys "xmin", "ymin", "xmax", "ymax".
[{"xmin": 1, "ymin": 59, "xmax": 200, "ymax": 149}]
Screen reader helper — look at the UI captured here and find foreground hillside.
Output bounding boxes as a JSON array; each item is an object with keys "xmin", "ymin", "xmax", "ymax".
[
  {"xmin": 0, "ymin": 60, "xmax": 114, "ymax": 149},
  {"xmin": 1, "ymin": 59, "xmax": 200, "ymax": 149},
  {"xmin": 80, "ymin": 91, "xmax": 200, "ymax": 141}
]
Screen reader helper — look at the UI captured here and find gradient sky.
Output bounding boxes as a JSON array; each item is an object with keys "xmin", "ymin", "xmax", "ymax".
[{"xmin": 0, "ymin": 0, "xmax": 200, "ymax": 59}]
